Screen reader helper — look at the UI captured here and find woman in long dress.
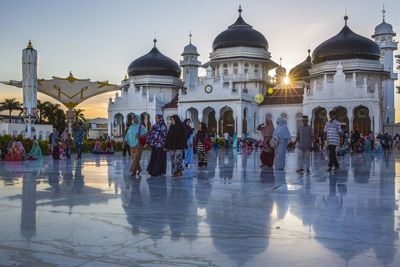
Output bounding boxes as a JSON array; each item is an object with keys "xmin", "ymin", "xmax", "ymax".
[
  {"xmin": 164, "ymin": 115, "xmax": 187, "ymax": 177},
  {"xmin": 273, "ymin": 116, "xmax": 291, "ymax": 170},
  {"xmin": 258, "ymin": 118, "xmax": 275, "ymax": 167},
  {"xmin": 146, "ymin": 114, "xmax": 168, "ymax": 176},
  {"xmin": 125, "ymin": 114, "xmax": 147, "ymax": 176},
  {"xmin": 183, "ymin": 119, "xmax": 194, "ymax": 167},
  {"xmin": 196, "ymin": 122, "xmax": 209, "ymax": 167}
]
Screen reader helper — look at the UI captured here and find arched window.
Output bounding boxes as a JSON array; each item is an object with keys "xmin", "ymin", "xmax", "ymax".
[
  {"xmin": 233, "ymin": 63, "xmax": 238, "ymax": 67},
  {"xmin": 281, "ymin": 112, "xmax": 288, "ymax": 119},
  {"xmin": 223, "ymin": 64, "xmax": 228, "ymax": 75},
  {"xmin": 244, "ymin": 68, "xmax": 249, "ymax": 74},
  {"xmin": 234, "ymin": 68, "xmax": 238, "ymax": 74},
  {"xmin": 244, "ymin": 63, "xmax": 249, "ymax": 67}
]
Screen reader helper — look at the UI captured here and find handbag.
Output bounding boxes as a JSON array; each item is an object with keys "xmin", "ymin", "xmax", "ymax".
[
  {"xmin": 270, "ymin": 138, "xmax": 278, "ymax": 149},
  {"xmin": 138, "ymin": 124, "xmax": 147, "ymax": 146},
  {"xmin": 204, "ymin": 137, "xmax": 212, "ymax": 151}
]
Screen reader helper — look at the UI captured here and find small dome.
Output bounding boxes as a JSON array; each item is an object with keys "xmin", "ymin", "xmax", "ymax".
[
  {"xmin": 128, "ymin": 40, "xmax": 181, "ymax": 78},
  {"xmin": 312, "ymin": 17, "xmax": 381, "ymax": 64},
  {"xmin": 212, "ymin": 7, "xmax": 268, "ymax": 51},
  {"xmin": 373, "ymin": 21, "xmax": 395, "ymax": 36},
  {"xmin": 289, "ymin": 50, "xmax": 312, "ymax": 81},
  {"xmin": 182, "ymin": 43, "xmax": 198, "ymax": 55},
  {"xmin": 275, "ymin": 66, "xmax": 286, "ymax": 76}
]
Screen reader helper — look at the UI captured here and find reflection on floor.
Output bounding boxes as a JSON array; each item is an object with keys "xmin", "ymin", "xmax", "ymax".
[{"xmin": 0, "ymin": 150, "xmax": 399, "ymax": 267}]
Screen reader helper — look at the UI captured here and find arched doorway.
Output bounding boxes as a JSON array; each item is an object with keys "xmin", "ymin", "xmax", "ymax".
[
  {"xmin": 114, "ymin": 113, "xmax": 124, "ymax": 138},
  {"xmin": 186, "ymin": 107, "xmax": 200, "ymax": 131},
  {"xmin": 140, "ymin": 112, "xmax": 151, "ymax": 130},
  {"xmin": 312, "ymin": 107, "xmax": 327, "ymax": 137},
  {"xmin": 220, "ymin": 107, "xmax": 235, "ymax": 137},
  {"xmin": 127, "ymin": 113, "xmax": 135, "ymax": 125},
  {"xmin": 242, "ymin": 107, "xmax": 248, "ymax": 135},
  {"xmin": 333, "ymin": 106, "xmax": 349, "ymax": 132},
  {"xmin": 203, "ymin": 107, "xmax": 217, "ymax": 134},
  {"xmin": 353, "ymin": 106, "xmax": 371, "ymax": 135}
]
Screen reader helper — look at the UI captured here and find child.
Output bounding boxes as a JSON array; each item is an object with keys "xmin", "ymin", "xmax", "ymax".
[{"xmin": 64, "ymin": 133, "xmax": 73, "ymax": 159}]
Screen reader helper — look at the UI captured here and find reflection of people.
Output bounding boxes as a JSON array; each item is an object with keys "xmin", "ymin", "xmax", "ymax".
[
  {"xmin": 146, "ymin": 114, "xmax": 168, "ymax": 176},
  {"xmin": 72, "ymin": 161, "xmax": 84, "ymax": 193},
  {"xmin": 272, "ymin": 116, "xmax": 291, "ymax": 170}
]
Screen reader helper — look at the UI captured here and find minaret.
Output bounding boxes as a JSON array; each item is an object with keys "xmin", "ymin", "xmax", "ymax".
[
  {"xmin": 22, "ymin": 40, "xmax": 38, "ymax": 138},
  {"xmin": 180, "ymin": 31, "xmax": 201, "ymax": 89},
  {"xmin": 372, "ymin": 6, "xmax": 398, "ymax": 124}
]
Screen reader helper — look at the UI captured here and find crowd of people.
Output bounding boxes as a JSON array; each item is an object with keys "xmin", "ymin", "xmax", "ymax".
[
  {"xmin": 123, "ymin": 113, "xmax": 213, "ymax": 177},
  {"xmin": 1, "ymin": 111, "xmax": 399, "ymax": 177}
]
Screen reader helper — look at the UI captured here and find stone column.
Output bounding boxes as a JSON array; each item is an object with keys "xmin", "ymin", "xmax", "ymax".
[
  {"xmin": 216, "ymin": 116, "xmax": 220, "ymax": 136},
  {"xmin": 237, "ymin": 110, "xmax": 243, "ymax": 138}
]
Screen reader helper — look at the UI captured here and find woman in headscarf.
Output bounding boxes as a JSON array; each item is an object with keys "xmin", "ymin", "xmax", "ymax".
[
  {"xmin": 4, "ymin": 141, "xmax": 23, "ymax": 161},
  {"xmin": 147, "ymin": 114, "xmax": 168, "ymax": 176},
  {"xmin": 196, "ymin": 122, "xmax": 209, "ymax": 167},
  {"xmin": 258, "ymin": 118, "xmax": 275, "ymax": 167},
  {"xmin": 125, "ymin": 114, "xmax": 147, "ymax": 176},
  {"xmin": 27, "ymin": 140, "xmax": 43, "ymax": 160},
  {"xmin": 164, "ymin": 115, "xmax": 187, "ymax": 177},
  {"xmin": 272, "ymin": 116, "xmax": 292, "ymax": 170},
  {"xmin": 183, "ymin": 119, "xmax": 194, "ymax": 167}
]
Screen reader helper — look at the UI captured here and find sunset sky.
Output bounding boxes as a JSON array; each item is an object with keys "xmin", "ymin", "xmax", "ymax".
[{"xmin": 0, "ymin": 0, "xmax": 399, "ymax": 120}]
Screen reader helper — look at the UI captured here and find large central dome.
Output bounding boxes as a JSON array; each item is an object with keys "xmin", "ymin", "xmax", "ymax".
[
  {"xmin": 128, "ymin": 40, "xmax": 181, "ymax": 78},
  {"xmin": 212, "ymin": 7, "xmax": 268, "ymax": 51},
  {"xmin": 312, "ymin": 17, "xmax": 381, "ymax": 64}
]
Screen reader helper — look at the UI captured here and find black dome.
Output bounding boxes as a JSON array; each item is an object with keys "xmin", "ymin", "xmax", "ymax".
[
  {"xmin": 128, "ymin": 42, "xmax": 181, "ymax": 78},
  {"xmin": 312, "ymin": 20, "xmax": 381, "ymax": 64},
  {"xmin": 212, "ymin": 9, "xmax": 268, "ymax": 51},
  {"xmin": 289, "ymin": 50, "xmax": 312, "ymax": 81}
]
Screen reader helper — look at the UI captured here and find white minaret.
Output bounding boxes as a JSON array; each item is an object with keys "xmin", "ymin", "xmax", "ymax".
[
  {"xmin": 22, "ymin": 40, "xmax": 38, "ymax": 138},
  {"xmin": 372, "ymin": 6, "xmax": 398, "ymax": 124},
  {"xmin": 180, "ymin": 31, "xmax": 201, "ymax": 89}
]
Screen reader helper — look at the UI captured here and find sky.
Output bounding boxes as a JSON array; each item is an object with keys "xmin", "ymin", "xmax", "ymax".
[{"xmin": 0, "ymin": 0, "xmax": 399, "ymax": 120}]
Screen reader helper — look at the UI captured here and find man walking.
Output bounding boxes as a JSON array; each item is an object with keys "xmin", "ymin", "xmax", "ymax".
[
  {"xmin": 295, "ymin": 115, "xmax": 313, "ymax": 174},
  {"xmin": 324, "ymin": 111, "xmax": 342, "ymax": 171}
]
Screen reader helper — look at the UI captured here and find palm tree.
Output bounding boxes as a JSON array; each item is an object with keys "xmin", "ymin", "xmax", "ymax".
[
  {"xmin": 0, "ymin": 98, "xmax": 22, "ymax": 122},
  {"xmin": 74, "ymin": 108, "xmax": 86, "ymax": 122},
  {"xmin": 37, "ymin": 100, "xmax": 52, "ymax": 124}
]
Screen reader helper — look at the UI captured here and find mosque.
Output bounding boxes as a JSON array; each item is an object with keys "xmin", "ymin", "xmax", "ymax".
[{"xmin": 108, "ymin": 6, "xmax": 397, "ymax": 139}]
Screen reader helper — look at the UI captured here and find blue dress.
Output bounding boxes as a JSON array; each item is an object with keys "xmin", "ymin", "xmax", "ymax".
[
  {"xmin": 273, "ymin": 123, "xmax": 291, "ymax": 170},
  {"xmin": 184, "ymin": 133, "xmax": 194, "ymax": 166}
]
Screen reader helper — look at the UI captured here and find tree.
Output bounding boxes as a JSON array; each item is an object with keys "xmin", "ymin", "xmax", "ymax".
[
  {"xmin": 37, "ymin": 100, "xmax": 52, "ymax": 124},
  {"xmin": 0, "ymin": 98, "xmax": 22, "ymax": 122},
  {"xmin": 42, "ymin": 102, "xmax": 66, "ymax": 131},
  {"xmin": 74, "ymin": 108, "xmax": 86, "ymax": 122}
]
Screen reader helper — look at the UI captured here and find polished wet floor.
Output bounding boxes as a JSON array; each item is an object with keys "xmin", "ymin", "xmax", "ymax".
[{"xmin": 0, "ymin": 150, "xmax": 399, "ymax": 267}]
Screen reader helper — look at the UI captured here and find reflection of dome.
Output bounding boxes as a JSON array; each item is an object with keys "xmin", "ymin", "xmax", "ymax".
[
  {"xmin": 312, "ymin": 17, "xmax": 381, "ymax": 64},
  {"xmin": 128, "ymin": 39, "xmax": 181, "ymax": 78},
  {"xmin": 212, "ymin": 6, "xmax": 268, "ymax": 51},
  {"xmin": 289, "ymin": 50, "xmax": 312, "ymax": 82}
]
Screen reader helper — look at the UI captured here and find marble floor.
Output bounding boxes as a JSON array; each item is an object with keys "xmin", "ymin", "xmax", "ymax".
[{"xmin": 0, "ymin": 149, "xmax": 399, "ymax": 267}]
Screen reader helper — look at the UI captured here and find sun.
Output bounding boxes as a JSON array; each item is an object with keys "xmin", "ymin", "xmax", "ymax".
[{"xmin": 283, "ymin": 76, "xmax": 290, "ymax": 85}]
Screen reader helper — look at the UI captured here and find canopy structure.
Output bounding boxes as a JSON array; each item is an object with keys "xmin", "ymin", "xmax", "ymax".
[{"xmin": 1, "ymin": 72, "xmax": 120, "ymax": 108}]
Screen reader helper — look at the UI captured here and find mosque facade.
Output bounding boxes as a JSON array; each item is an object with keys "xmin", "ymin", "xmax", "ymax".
[{"xmin": 108, "ymin": 7, "xmax": 397, "ymax": 139}]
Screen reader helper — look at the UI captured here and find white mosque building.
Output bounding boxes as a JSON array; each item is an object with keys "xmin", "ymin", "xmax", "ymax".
[{"xmin": 107, "ymin": 7, "xmax": 397, "ymax": 139}]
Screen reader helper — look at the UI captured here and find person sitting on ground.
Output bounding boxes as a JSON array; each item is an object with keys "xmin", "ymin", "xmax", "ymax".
[
  {"xmin": 353, "ymin": 138, "xmax": 364, "ymax": 153},
  {"xmin": 93, "ymin": 140, "xmax": 102, "ymax": 153},
  {"xmin": 4, "ymin": 141, "xmax": 23, "ymax": 161},
  {"xmin": 27, "ymin": 140, "xmax": 43, "ymax": 160},
  {"xmin": 106, "ymin": 140, "xmax": 114, "ymax": 153}
]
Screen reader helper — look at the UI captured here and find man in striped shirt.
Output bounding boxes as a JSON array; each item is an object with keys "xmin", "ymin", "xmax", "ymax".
[{"xmin": 324, "ymin": 110, "xmax": 342, "ymax": 171}]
